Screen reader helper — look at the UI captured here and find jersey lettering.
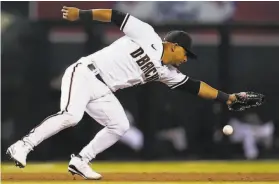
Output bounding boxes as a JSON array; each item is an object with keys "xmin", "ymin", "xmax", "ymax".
[
  {"xmin": 136, "ymin": 55, "xmax": 150, "ymax": 67},
  {"xmin": 141, "ymin": 62, "xmax": 153, "ymax": 72},
  {"xmin": 145, "ymin": 68, "xmax": 159, "ymax": 82},
  {"xmin": 130, "ymin": 47, "xmax": 159, "ymax": 82},
  {"xmin": 130, "ymin": 47, "xmax": 144, "ymax": 58}
]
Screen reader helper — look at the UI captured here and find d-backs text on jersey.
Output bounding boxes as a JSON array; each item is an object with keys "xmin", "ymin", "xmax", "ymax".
[{"xmin": 130, "ymin": 47, "xmax": 159, "ymax": 82}]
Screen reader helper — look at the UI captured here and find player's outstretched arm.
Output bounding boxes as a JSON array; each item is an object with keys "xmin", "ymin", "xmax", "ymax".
[
  {"xmin": 61, "ymin": 6, "xmax": 112, "ymax": 22},
  {"xmin": 198, "ymin": 81, "xmax": 236, "ymax": 105},
  {"xmin": 175, "ymin": 78, "xmax": 265, "ymax": 111},
  {"xmin": 174, "ymin": 77, "xmax": 235, "ymax": 105},
  {"xmin": 61, "ymin": 6, "xmax": 155, "ymax": 40},
  {"xmin": 182, "ymin": 78, "xmax": 236, "ymax": 105}
]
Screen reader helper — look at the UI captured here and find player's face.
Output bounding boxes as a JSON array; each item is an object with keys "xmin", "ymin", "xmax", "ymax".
[{"xmin": 171, "ymin": 44, "xmax": 187, "ymax": 66}]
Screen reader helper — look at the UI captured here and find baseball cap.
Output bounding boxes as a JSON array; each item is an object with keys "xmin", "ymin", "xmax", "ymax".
[{"xmin": 164, "ymin": 30, "xmax": 197, "ymax": 59}]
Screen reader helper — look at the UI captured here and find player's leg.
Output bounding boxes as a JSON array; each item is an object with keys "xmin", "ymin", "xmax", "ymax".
[
  {"xmin": 80, "ymin": 93, "xmax": 130, "ymax": 160},
  {"xmin": 7, "ymin": 62, "xmax": 90, "ymax": 167},
  {"xmin": 68, "ymin": 93, "xmax": 129, "ymax": 179}
]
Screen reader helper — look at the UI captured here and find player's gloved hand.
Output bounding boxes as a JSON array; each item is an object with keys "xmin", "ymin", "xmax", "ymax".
[
  {"xmin": 226, "ymin": 92, "xmax": 265, "ymax": 111},
  {"xmin": 61, "ymin": 6, "xmax": 79, "ymax": 21}
]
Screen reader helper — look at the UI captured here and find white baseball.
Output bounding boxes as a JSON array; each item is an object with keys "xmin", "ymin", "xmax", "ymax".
[{"xmin": 223, "ymin": 125, "xmax": 233, "ymax": 135}]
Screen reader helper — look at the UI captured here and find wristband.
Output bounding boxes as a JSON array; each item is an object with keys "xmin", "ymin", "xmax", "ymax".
[
  {"xmin": 216, "ymin": 91, "xmax": 230, "ymax": 103},
  {"xmin": 79, "ymin": 10, "xmax": 92, "ymax": 21}
]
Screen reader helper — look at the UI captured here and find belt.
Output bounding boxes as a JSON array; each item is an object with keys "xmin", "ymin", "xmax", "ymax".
[{"xmin": 87, "ymin": 64, "xmax": 105, "ymax": 84}]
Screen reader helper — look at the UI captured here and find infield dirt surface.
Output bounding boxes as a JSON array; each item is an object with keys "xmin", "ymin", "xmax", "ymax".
[{"xmin": 2, "ymin": 161, "xmax": 279, "ymax": 183}]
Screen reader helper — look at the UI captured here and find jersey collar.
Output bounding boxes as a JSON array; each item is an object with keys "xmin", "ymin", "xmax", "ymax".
[{"xmin": 160, "ymin": 43, "xmax": 165, "ymax": 66}]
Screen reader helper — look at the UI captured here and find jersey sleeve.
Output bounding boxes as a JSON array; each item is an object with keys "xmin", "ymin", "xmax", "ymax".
[
  {"xmin": 121, "ymin": 14, "xmax": 155, "ymax": 39},
  {"xmin": 112, "ymin": 10, "xmax": 156, "ymax": 40},
  {"xmin": 160, "ymin": 65, "xmax": 189, "ymax": 89}
]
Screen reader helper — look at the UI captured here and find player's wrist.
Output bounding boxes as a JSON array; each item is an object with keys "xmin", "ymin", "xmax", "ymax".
[
  {"xmin": 79, "ymin": 9, "xmax": 93, "ymax": 21},
  {"xmin": 216, "ymin": 91, "xmax": 230, "ymax": 103}
]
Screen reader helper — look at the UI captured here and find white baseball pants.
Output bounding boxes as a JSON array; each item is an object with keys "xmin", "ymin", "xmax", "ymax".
[{"xmin": 23, "ymin": 57, "xmax": 130, "ymax": 161}]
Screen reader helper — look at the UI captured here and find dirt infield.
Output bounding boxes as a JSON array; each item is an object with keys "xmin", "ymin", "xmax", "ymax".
[{"xmin": 2, "ymin": 172, "xmax": 279, "ymax": 181}]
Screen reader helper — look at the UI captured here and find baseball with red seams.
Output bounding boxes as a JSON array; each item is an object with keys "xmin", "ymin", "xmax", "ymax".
[{"xmin": 223, "ymin": 125, "xmax": 233, "ymax": 135}]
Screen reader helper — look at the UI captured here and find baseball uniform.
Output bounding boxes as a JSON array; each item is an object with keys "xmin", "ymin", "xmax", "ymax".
[{"xmin": 22, "ymin": 13, "xmax": 188, "ymax": 161}]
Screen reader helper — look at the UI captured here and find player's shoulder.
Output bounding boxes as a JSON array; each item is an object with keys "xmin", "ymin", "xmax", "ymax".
[
  {"xmin": 158, "ymin": 64, "xmax": 178, "ymax": 74},
  {"xmin": 130, "ymin": 31, "xmax": 163, "ymax": 60},
  {"xmin": 166, "ymin": 65, "xmax": 183, "ymax": 74},
  {"xmin": 136, "ymin": 27, "xmax": 162, "ymax": 43}
]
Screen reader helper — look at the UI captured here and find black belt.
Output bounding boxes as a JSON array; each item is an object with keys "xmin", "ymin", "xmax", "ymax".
[{"xmin": 87, "ymin": 64, "xmax": 105, "ymax": 84}]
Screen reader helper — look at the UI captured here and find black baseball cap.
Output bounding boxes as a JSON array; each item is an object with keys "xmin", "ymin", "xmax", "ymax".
[{"xmin": 164, "ymin": 30, "xmax": 197, "ymax": 59}]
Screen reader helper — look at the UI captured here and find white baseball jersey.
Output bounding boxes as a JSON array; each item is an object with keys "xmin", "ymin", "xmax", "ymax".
[{"xmin": 85, "ymin": 13, "xmax": 189, "ymax": 92}]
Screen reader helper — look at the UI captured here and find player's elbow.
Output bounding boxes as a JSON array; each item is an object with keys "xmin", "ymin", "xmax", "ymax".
[{"xmin": 172, "ymin": 77, "xmax": 201, "ymax": 95}]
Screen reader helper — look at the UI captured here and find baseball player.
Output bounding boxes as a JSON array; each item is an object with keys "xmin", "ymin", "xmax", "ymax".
[{"xmin": 7, "ymin": 7, "xmax": 265, "ymax": 180}]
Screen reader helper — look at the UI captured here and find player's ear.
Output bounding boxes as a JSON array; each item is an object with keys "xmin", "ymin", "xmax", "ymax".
[{"xmin": 171, "ymin": 43, "xmax": 177, "ymax": 52}]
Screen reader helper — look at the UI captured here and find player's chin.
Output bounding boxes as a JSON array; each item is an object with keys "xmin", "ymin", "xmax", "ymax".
[{"xmin": 177, "ymin": 61, "xmax": 185, "ymax": 66}]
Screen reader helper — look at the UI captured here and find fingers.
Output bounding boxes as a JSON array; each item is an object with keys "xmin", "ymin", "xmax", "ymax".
[
  {"xmin": 61, "ymin": 9, "xmax": 68, "ymax": 13},
  {"xmin": 61, "ymin": 6, "xmax": 68, "ymax": 13},
  {"xmin": 61, "ymin": 6, "xmax": 69, "ymax": 19},
  {"xmin": 61, "ymin": 6, "xmax": 69, "ymax": 14},
  {"xmin": 61, "ymin": 6, "xmax": 78, "ymax": 20},
  {"xmin": 63, "ymin": 13, "xmax": 67, "ymax": 19}
]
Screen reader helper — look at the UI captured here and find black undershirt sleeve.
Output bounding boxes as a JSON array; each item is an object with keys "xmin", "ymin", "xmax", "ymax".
[
  {"xmin": 172, "ymin": 78, "xmax": 230, "ymax": 103},
  {"xmin": 172, "ymin": 77, "xmax": 201, "ymax": 95},
  {"xmin": 79, "ymin": 9, "xmax": 130, "ymax": 30},
  {"xmin": 111, "ymin": 10, "xmax": 129, "ymax": 29}
]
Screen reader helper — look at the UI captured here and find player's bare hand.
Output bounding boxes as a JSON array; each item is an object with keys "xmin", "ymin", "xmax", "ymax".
[
  {"xmin": 226, "ymin": 94, "xmax": 236, "ymax": 105},
  {"xmin": 61, "ymin": 6, "xmax": 79, "ymax": 21}
]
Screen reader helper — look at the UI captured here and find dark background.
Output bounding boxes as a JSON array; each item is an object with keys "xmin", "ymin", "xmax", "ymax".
[{"xmin": 2, "ymin": 1, "xmax": 279, "ymax": 161}]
